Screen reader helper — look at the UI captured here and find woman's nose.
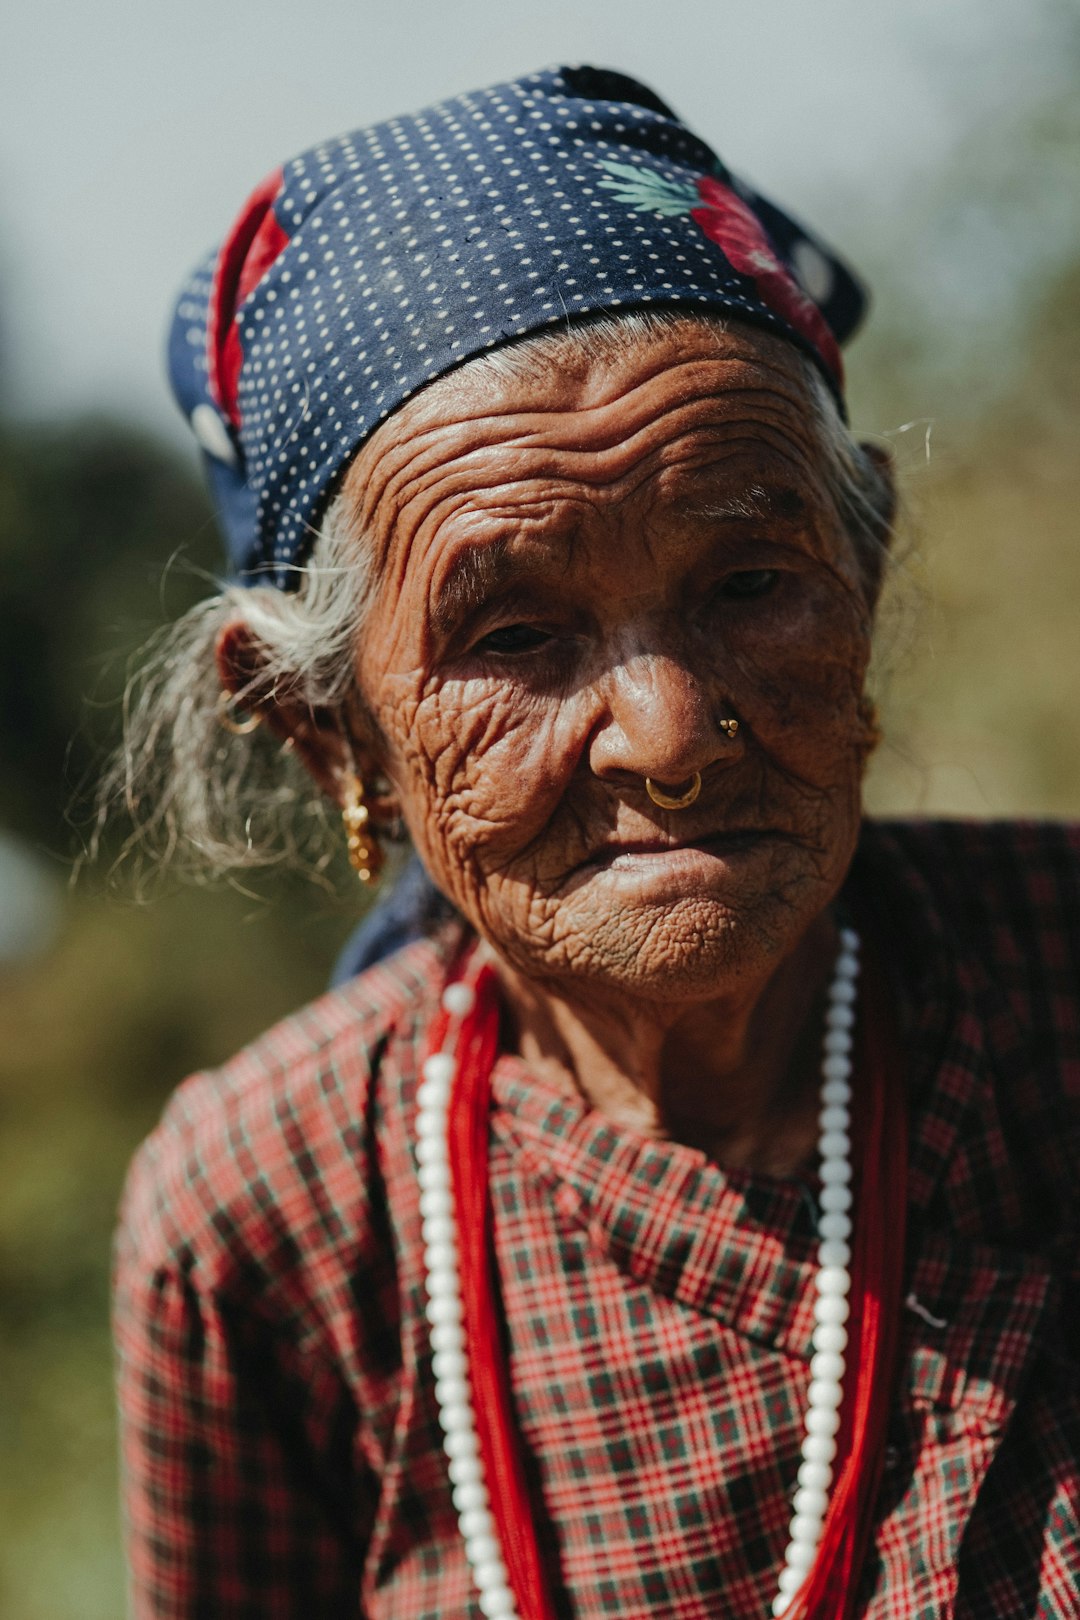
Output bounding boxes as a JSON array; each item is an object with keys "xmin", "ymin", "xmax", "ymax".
[{"xmin": 588, "ymin": 653, "xmax": 742, "ymax": 788}]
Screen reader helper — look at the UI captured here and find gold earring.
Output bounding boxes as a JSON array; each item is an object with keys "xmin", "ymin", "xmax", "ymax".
[
  {"xmin": 341, "ymin": 771, "xmax": 384, "ymax": 884},
  {"xmin": 645, "ymin": 772, "xmax": 702, "ymax": 810},
  {"xmin": 217, "ymin": 689, "xmax": 261, "ymax": 735}
]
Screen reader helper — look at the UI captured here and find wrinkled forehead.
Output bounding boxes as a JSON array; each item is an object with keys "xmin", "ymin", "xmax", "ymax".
[
  {"xmin": 331, "ymin": 319, "xmax": 867, "ymax": 635},
  {"xmin": 342, "ymin": 316, "xmax": 831, "ymax": 552}
]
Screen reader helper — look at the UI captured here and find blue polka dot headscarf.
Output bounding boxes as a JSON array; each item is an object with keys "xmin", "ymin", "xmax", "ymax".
[{"xmin": 169, "ymin": 65, "xmax": 867, "ymax": 588}]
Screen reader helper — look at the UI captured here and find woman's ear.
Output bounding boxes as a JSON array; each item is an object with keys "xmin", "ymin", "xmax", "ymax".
[
  {"xmin": 860, "ymin": 439, "xmax": 896, "ymax": 513},
  {"xmin": 854, "ymin": 438, "xmax": 897, "ymax": 612},
  {"xmin": 215, "ymin": 619, "xmax": 363, "ymax": 806}
]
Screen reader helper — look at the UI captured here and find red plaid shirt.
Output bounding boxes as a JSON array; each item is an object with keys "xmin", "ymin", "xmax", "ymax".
[{"xmin": 114, "ymin": 820, "xmax": 1080, "ymax": 1618}]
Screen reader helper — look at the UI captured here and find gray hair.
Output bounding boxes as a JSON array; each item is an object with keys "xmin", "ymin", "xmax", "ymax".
[{"xmin": 96, "ymin": 309, "xmax": 894, "ymax": 881}]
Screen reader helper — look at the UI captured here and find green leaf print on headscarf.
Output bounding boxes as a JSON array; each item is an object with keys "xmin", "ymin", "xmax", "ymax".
[{"xmin": 595, "ymin": 159, "xmax": 698, "ymax": 217}]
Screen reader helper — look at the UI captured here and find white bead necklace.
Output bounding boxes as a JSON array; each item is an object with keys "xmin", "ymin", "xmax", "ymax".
[{"xmin": 417, "ymin": 928, "xmax": 860, "ymax": 1620}]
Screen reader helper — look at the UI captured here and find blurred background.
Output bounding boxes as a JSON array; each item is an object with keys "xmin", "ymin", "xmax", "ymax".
[{"xmin": 2, "ymin": 0, "xmax": 1079, "ymax": 1612}]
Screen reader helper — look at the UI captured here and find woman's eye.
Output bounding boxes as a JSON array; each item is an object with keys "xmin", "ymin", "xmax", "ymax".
[
  {"xmin": 473, "ymin": 623, "xmax": 554, "ymax": 655},
  {"xmin": 718, "ymin": 568, "xmax": 779, "ymax": 599}
]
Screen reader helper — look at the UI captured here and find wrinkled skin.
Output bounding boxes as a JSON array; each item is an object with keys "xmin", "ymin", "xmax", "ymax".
[{"xmin": 220, "ymin": 321, "xmax": 890, "ymax": 1172}]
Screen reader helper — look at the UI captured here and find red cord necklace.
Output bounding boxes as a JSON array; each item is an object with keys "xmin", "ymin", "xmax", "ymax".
[{"xmin": 417, "ymin": 932, "xmax": 907, "ymax": 1619}]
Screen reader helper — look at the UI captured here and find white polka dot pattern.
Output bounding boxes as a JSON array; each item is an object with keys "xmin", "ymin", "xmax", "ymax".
[{"xmin": 167, "ymin": 65, "xmax": 866, "ymax": 586}]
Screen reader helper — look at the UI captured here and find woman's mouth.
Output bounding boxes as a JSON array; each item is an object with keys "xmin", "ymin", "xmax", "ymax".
[{"xmin": 582, "ymin": 828, "xmax": 787, "ymax": 874}]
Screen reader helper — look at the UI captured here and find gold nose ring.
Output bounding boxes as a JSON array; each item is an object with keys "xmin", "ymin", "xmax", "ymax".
[{"xmin": 645, "ymin": 773, "xmax": 702, "ymax": 811}]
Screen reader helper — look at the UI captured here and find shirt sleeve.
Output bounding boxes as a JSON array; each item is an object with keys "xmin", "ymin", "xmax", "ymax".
[{"xmin": 113, "ymin": 1128, "xmax": 369, "ymax": 1618}]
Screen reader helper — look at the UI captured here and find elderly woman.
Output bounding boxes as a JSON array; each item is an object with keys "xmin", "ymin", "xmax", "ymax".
[{"xmin": 112, "ymin": 66, "xmax": 1079, "ymax": 1620}]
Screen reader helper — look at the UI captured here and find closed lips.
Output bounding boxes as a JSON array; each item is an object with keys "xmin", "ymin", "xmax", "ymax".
[{"xmin": 587, "ymin": 829, "xmax": 787, "ymax": 867}]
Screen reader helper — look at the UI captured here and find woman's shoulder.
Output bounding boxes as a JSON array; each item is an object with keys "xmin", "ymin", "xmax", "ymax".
[
  {"xmin": 862, "ymin": 815, "xmax": 1080, "ymax": 930},
  {"xmin": 866, "ymin": 813, "xmax": 1080, "ymax": 866},
  {"xmin": 860, "ymin": 815, "xmax": 1080, "ymax": 1045},
  {"xmin": 862, "ymin": 818, "xmax": 1080, "ymax": 1253},
  {"xmin": 115, "ymin": 933, "xmax": 445, "ymax": 1314}
]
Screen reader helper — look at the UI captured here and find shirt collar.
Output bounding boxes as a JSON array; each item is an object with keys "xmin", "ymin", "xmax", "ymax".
[{"xmin": 481, "ymin": 820, "xmax": 1037, "ymax": 1351}]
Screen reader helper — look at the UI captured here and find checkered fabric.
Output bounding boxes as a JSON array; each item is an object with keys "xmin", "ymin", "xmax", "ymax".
[{"xmin": 113, "ymin": 820, "xmax": 1080, "ymax": 1619}]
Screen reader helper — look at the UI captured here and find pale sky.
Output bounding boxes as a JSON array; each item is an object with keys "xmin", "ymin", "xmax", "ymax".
[{"xmin": 1, "ymin": 0, "xmax": 1071, "ymax": 446}]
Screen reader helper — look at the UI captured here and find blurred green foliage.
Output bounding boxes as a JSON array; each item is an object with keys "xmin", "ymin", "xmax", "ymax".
[
  {"xmin": 861, "ymin": 254, "xmax": 1080, "ymax": 819},
  {"xmin": 2, "ymin": 51, "xmax": 1080, "ymax": 1619},
  {"xmin": 0, "ymin": 423, "xmax": 213, "ymax": 845},
  {"xmin": 0, "ymin": 424, "xmax": 359, "ymax": 1617}
]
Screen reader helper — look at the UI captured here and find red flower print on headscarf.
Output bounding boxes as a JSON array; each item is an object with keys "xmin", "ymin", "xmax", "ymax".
[{"xmin": 691, "ymin": 175, "xmax": 843, "ymax": 385}]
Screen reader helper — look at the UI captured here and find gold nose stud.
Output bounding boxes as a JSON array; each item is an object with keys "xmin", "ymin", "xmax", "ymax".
[
  {"xmin": 720, "ymin": 718, "xmax": 739, "ymax": 737},
  {"xmin": 645, "ymin": 773, "xmax": 702, "ymax": 811}
]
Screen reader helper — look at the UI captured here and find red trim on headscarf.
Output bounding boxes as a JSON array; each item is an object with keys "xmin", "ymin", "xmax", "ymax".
[
  {"xmin": 691, "ymin": 176, "xmax": 844, "ymax": 387},
  {"xmin": 206, "ymin": 166, "xmax": 290, "ymax": 426}
]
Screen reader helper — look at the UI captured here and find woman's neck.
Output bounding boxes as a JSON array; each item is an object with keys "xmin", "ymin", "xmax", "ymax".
[{"xmin": 493, "ymin": 911, "xmax": 838, "ymax": 1178}]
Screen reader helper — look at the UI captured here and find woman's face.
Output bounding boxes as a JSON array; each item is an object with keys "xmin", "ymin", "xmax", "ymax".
[{"xmin": 346, "ymin": 322, "xmax": 883, "ymax": 1002}]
